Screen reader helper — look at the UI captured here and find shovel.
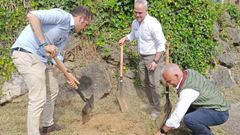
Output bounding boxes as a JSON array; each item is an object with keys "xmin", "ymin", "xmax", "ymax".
[
  {"xmin": 116, "ymin": 45, "xmax": 128, "ymax": 112},
  {"xmin": 156, "ymin": 43, "xmax": 172, "ymax": 129},
  {"xmin": 75, "ymin": 76, "xmax": 94, "ymax": 124},
  {"xmin": 52, "ymin": 56, "xmax": 94, "ymax": 123}
]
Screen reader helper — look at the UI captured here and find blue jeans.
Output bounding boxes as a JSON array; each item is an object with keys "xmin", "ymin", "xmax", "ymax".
[{"xmin": 183, "ymin": 108, "xmax": 229, "ymax": 135}]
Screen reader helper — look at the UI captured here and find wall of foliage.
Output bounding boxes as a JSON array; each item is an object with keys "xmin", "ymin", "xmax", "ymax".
[{"xmin": 0, "ymin": 0, "xmax": 240, "ymax": 93}]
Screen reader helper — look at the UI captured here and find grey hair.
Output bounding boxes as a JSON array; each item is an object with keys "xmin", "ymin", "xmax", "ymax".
[
  {"xmin": 161, "ymin": 63, "xmax": 182, "ymax": 76},
  {"xmin": 134, "ymin": 0, "xmax": 148, "ymax": 9}
]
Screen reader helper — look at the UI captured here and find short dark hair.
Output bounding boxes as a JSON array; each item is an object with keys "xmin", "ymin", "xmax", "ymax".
[{"xmin": 71, "ymin": 6, "xmax": 92, "ymax": 21}]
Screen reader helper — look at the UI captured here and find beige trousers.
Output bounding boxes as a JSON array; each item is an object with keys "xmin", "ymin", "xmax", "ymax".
[
  {"xmin": 12, "ymin": 51, "xmax": 59, "ymax": 135},
  {"xmin": 139, "ymin": 55, "xmax": 162, "ymax": 112}
]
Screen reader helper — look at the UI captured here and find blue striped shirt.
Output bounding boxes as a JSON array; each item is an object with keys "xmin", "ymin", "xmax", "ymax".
[{"xmin": 12, "ymin": 8, "xmax": 74, "ymax": 63}]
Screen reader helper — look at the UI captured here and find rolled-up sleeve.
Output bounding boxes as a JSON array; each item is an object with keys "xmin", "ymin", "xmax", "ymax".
[
  {"xmin": 30, "ymin": 9, "xmax": 69, "ymax": 25},
  {"xmin": 151, "ymin": 21, "xmax": 166, "ymax": 52}
]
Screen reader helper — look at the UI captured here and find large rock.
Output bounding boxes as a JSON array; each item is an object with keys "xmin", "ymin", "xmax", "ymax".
[
  {"xmin": 213, "ymin": 22, "xmax": 220, "ymax": 40},
  {"xmin": 226, "ymin": 27, "xmax": 240, "ymax": 46},
  {"xmin": 0, "ymin": 74, "xmax": 28, "ymax": 104},
  {"xmin": 209, "ymin": 65, "xmax": 235, "ymax": 89},
  {"xmin": 223, "ymin": 12, "xmax": 234, "ymax": 27},
  {"xmin": 218, "ymin": 52, "xmax": 236, "ymax": 68},
  {"xmin": 217, "ymin": 39, "xmax": 231, "ymax": 53},
  {"xmin": 232, "ymin": 63, "xmax": 240, "ymax": 86},
  {"xmin": 98, "ymin": 44, "xmax": 120, "ymax": 66},
  {"xmin": 216, "ymin": 39, "xmax": 236, "ymax": 68},
  {"xmin": 74, "ymin": 63, "xmax": 112, "ymax": 101}
]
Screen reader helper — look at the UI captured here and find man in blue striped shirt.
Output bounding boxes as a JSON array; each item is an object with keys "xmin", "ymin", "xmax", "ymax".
[{"xmin": 11, "ymin": 6, "xmax": 91, "ymax": 135}]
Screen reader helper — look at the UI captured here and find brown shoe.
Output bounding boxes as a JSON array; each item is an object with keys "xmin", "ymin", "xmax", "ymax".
[{"xmin": 40, "ymin": 124, "xmax": 64, "ymax": 135}]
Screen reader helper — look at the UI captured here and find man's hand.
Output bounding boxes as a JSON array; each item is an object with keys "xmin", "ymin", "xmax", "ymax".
[
  {"xmin": 65, "ymin": 72, "xmax": 80, "ymax": 89},
  {"xmin": 155, "ymin": 131, "xmax": 165, "ymax": 135},
  {"xmin": 118, "ymin": 36, "xmax": 127, "ymax": 46},
  {"xmin": 156, "ymin": 131, "xmax": 166, "ymax": 135},
  {"xmin": 148, "ymin": 61, "xmax": 158, "ymax": 71},
  {"xmin": 155, "ymin": 125, "xmax": 172, "ymax": 135},
  {"xmin": 44, "ymin": 45, "xmax": 58, "ymax": 57}
]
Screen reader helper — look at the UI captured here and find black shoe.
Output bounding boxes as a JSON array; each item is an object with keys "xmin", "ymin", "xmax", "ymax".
[{"xmin": 40, "ymin": 124, "xmax": 64, "ymax": 135}]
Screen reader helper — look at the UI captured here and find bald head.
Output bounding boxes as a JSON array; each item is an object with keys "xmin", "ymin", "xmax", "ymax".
[
  {"xmin": 162, "ymin": 63, "xmax": 182, "ymax": 75},
  {"xmin": 162, "ymin": 63, "xmax": 183, "ymax": 87}
]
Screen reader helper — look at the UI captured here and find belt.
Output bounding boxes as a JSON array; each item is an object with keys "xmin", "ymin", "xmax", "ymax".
[
  {"xmin": 12, "ymin": 47, "xmax": 31, "ymax": 53},
  {"xmin": 140, "ymin": 54, "xmax": 155, "ymax": 57}
]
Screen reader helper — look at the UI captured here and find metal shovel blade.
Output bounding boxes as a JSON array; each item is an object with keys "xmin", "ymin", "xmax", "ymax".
[
  {"xmin": 117, "ymin": 79, "xmax": 128, "ymax": 112},
  {"xmin": 82, "ymin": 95, "xmax": 94, "ymax": 124},
  {"xmin": 82, "ymin": 94, "xmax": 94, "ymax": 114}
]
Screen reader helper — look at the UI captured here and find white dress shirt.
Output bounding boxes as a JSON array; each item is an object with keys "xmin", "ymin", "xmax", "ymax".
[
  {"xmin": 165, "ymin": 78, "xmax": 200, "ymax": 128},
  {"xmin": 126, "ymin": 14, "xmax": 166, "ymax": 55}
]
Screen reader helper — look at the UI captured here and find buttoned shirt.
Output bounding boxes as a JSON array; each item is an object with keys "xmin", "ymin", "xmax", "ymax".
[
  {"xmin": 126, "ymin": 14, "xmax": 166, "ymax": 55},
  {"xmin": 165, "ymin": 77, "xmax": 200, "ymax": 128},
  {"xmin": 12, "ymin": 8, "xmax": 74, "ymax": 63}
]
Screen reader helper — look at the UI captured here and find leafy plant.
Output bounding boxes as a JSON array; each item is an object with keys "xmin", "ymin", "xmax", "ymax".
[
  {"xmin": 1, "ymin": 0, "xmax": 240, "ymax": 97},
  {"xmin": 148, "ymin": 0, "xmax": 222, "ymax": 74},
  {"xmin": 0, "ymin": 46, "xmax": 16, "ymax": 80},
  {"xmin": 225, "ymin": 3, "xmax": 240, "ymax": 25}
]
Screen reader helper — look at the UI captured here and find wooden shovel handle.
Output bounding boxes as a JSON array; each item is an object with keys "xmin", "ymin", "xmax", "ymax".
[
  {"xmin": 53, "ymin": 56, "xmax": 78, "ymax": 89},
  {"xmin": 166, "ymin": 43, "xmax": 170, "ymax": 64},
  {"xmin": 53, "ymin": 56, "xmax": 68, "ymax": 76},
  {"xmin": 120, "ymin": 45, "xmax": 123, "ymax": 78}
]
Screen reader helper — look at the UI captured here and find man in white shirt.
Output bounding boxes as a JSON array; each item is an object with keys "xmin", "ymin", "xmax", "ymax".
[
  {"xmin": 156, "ymin": 63, "xmax": 230, "ymax": 135},
  {"xmin": 118, "ymin": 0, "xmax": 166, "ymax": 120}
]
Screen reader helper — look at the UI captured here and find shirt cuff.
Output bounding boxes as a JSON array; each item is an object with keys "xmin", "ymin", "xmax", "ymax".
[
  {"xmin": 126, "ymin": 34, "xmax": 133, "ymax": 41},
  {"xmin": 165, "ymin": 115, "xmax": 181, "ymax": 128},
  {"xmin": 157, "ymin": 45, "xmax": 166, "ymax": 52}
]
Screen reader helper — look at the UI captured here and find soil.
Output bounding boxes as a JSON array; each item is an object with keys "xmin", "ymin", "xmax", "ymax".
[
  {"xmin": 53, "ymin": 86, "xmax": 240, "ymax": 135},
  {"xmin": 0, "ymin": 87, "xmax": 239, "ymax": 135}
]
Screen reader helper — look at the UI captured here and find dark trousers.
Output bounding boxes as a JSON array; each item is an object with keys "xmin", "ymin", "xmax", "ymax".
[{"xmin": 183, "ymin": 108, "xmax": 229, "ymax": 135}]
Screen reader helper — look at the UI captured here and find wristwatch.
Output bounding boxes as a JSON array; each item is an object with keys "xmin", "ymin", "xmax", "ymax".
[{"xmin": 160, "ymin": 128, "xmax": 167, "ymax": 134}]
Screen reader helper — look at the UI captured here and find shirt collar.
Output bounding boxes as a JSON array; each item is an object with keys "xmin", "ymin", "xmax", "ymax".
[
  {"xmin": 70, "ymin": 14, "xmax": 75, "ymax": 27},
  {"xmin": 176, "ymin": 76, "xmax": 183, "ymax": 89},
  {"xmin": 176, "ymin": 70, "xmax": 188, "ymax": 94},
  {"xmin": 142, "ymin": 14, "xmax": 150, "ymax": 24},
  {"xmin": 69, "ymin": 14, "xmax": 75, "ymax": 33},
  {"xmin": 69, "ymin": 14, "xmax": 75, "ymax": 34}
]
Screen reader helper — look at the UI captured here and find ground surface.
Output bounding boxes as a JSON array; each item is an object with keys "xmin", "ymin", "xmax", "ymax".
[{"xmin": 0, "ymin": 85, "xmax": 239, "ymax": 135}]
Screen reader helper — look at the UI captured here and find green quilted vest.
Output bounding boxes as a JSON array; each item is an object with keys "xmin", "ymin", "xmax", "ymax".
[{"xmin": 178, "ymin": 69, "xmax": 230, "ymax": 111}]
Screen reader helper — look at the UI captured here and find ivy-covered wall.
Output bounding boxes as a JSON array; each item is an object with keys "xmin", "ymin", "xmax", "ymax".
[{"xmin": 0, "ymin": 0, "xmax": 240, "ymax": 95}]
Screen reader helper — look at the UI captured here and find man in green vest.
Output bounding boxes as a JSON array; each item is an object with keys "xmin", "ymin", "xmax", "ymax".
[{"xmin": 156, "ymin": 63, "xmax": 230, "ymax": 135}]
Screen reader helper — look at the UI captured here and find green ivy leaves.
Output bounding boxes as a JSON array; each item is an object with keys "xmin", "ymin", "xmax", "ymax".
[
  {"xmin": 0, "ymin": 0, "xmax": 240, "ymax": 83},
  {"xmin": 148, "ymin": 0, "xmax": 223, "ymax": 74},
  {"xmin": 0, "ymin": 46, "xmax": 16, "ymax": 80}
]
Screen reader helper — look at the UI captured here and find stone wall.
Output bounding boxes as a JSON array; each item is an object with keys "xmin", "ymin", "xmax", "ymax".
[{"xmin": 210, "ymin": 12, "xmax": 240, "ymax": 90}]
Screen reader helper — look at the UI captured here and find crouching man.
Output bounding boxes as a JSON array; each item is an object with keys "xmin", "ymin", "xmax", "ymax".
[{"xmin": 156, "ymin": 63, "xmax": 230, "ymax": 135}]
